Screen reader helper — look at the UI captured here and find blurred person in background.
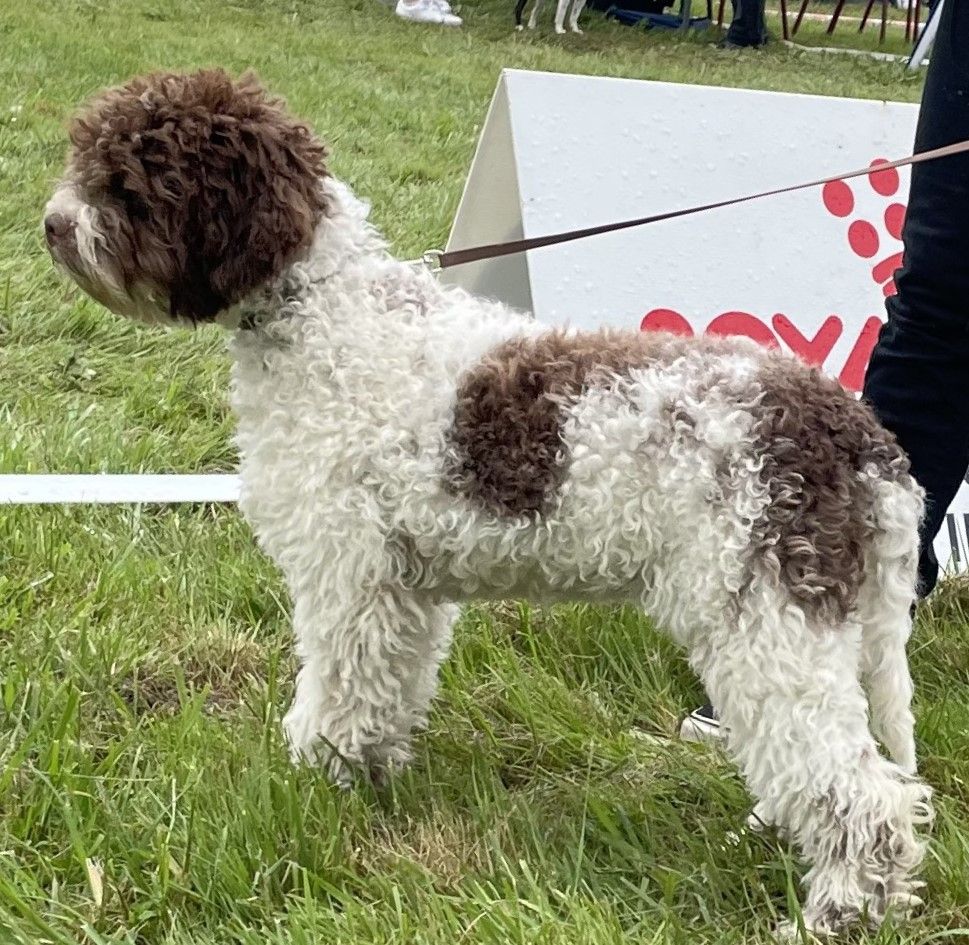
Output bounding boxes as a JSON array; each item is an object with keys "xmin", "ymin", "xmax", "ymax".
[{"xmin": 718, "ymin": 0, "xmax": 767, "ymax": 48}]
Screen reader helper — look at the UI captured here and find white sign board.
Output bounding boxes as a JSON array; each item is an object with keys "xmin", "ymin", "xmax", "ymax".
[{"xmin": 443, "ymin": 70, "xmax": 969, "ymax": 574}]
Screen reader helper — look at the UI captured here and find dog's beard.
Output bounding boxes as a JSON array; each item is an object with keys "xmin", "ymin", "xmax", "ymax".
[
  {"xmin": 51, "ymin": 249, "xmax": 172, "ymax": 326},
  {"xmin": 47, "ymin": 220, "xmax": 176, "ymax": 328}
]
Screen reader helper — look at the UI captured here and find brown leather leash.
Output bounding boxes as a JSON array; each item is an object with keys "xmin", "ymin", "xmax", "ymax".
[{"xmin": 430, "ymin": 139, "xmax": 969, "ymax": 270}]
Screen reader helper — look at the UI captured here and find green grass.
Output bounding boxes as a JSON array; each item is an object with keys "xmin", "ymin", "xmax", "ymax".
[{"xmin": 0, "ymin": 1, "xmax": 965, "ymax": 943}]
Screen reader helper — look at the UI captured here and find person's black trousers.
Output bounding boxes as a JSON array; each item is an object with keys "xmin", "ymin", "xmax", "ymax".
[
  {"xmin": 863, "ymin": 0, "xmax": 969, "ymax": 597},
  {"xmin": 725, "ymin": 0, "xmax": 767, "ymax": 45}
]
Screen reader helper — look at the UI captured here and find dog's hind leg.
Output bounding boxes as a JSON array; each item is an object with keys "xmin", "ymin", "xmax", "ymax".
[
  {"xmin": 691, "ymin": 593, "xmax": 931, "ymax": 935},
  {"xmin": 859, "ymin": 586, "xmax": 917, "ymax": 775},
  {"xmin": 857, "ymin": 478, "xmax": 923, "ymax": 775},
  {"xmin": 515, "ymin": 0, "xmax": 529, "ymax": 29},
  {"xmin": 567, "ymin": 0, "xmax": 588, "ymax": 32},
  {"xmin": 283, "ymin": 586, "xmax": 456, "ymax": 787}
]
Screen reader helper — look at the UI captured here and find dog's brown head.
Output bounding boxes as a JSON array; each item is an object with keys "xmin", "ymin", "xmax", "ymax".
[{"xmin": 44, "ymin": 69, "xmax": 329, "ymax": 325}]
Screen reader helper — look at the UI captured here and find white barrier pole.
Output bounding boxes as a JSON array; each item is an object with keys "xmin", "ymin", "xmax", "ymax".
[
  {"xmin": 0, "ymin": 475, "xmax": 241, "ymax": 505},
  {"xmin": 908, "ymin": 0, "xmax": 942, "ymax": 71}
]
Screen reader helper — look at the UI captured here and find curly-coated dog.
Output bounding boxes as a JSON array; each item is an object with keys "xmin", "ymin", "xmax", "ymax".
[{"xmin": 44, "ymin": 69, "xmax": 932, "ymax": 935}]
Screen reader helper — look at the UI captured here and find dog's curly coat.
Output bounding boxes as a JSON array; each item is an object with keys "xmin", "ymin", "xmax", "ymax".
[{"xmin": 45, "ymin": 69, "xmax": 933, "ymax": 935}]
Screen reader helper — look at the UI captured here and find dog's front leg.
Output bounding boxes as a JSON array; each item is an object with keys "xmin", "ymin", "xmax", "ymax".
[{"xmin": 283, "ymin": 586, "xmax": 457, "ymax": 787}]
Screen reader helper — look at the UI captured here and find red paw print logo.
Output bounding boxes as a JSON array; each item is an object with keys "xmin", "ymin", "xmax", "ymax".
[
  {"xmin": 639, "ymin": 156, "xmax": 905, "ymax": 393},
  {"xmin": 822, "ymin": 159, "xmax": 906, "ymax": 298}
]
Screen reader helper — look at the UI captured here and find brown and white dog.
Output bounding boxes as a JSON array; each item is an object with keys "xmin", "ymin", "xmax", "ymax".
[{"xmin": 44, "ymin": 69, "xmax": 932, "ymax": 936}]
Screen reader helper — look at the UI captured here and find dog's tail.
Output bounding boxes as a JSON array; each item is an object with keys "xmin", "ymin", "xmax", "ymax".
[{"xmin": 859, "ymin": 475, "xmax": 924, "ymax": 775}]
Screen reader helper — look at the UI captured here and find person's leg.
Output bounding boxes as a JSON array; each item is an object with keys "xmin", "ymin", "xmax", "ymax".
[
  {"xmin": 863, "ymin": 0, "xmax": 969, "ymax": 596},
  {"xmin": 724, "ymin": 0, "xmax": 767, "ymax": 45}
]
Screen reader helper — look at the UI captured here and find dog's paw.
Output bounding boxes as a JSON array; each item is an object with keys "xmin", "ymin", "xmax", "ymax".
[
  {"xmin": 555, "ymin": 25, "xmax": 566, "ymax": 32},
  {"xmin": 880, "ymin": 880, "xmax": 926, "ymax": 920},
  {"xmin": 774, "ymin": 920, "xmax": 826, "ymax": 943},
  {"xmin": 365, "ymin": 741, "xmax": 413, "ymax": 787},
  {"xmin": 746, "ymin": 802, "xmax": 790, "ymax": 840},
  {"xmin": 515, "ymin": 23, "xmax": 524, "ymax": 29},
  {"xmin": 773, "ymin": 921, "xmax": 800, "ymax": 943},
  {"xmin": 885, "ymin": 891, "xmax": 925, "ymax": 917},
  {"xmin": 287, "ymin": 738, "xmax": 358, "ymax": 788},
  {"xmin": 283, "ymin": 704, "xmax": 357, "ymax": 787},
  {"xmin": 775, "ymin": 914, "xmax": 843, "ymax": 943},
  {"xmin": 777, "ymin": 902, "xmax": 871, "ymax": 942},
  {"xmin": 746, "ymin": 809, "xmax": 771, "ymax": 834},
  {"xmin": 570, "ymin": 24, "xmax": 583, "ymax": 32}
]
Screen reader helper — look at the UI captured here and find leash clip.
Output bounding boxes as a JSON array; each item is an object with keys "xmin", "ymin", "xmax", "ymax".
[{"xmin": 421, "ymin": 249, "xmax": 443, "ymax": 271}]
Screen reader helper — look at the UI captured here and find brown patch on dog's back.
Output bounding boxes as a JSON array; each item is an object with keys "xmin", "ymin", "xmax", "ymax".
[
  {"xmin": 444, "ymin": 329, "xmax": 690, "ymax": 517},
  {"xmin": 68, "ymin": 69, "xmax": 329, "ymax": 320},
  {"xmin": 752, "ymin": 357, "xmax": 912, "ymax": 625}
]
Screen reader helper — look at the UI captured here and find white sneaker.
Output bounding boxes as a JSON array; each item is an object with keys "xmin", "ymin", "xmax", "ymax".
[
  {"xmin": 679, "ymin": 703, "xmax": 725, "ymax": 744},
  {"xmin": 395, "ymin": 0, "xmax": 462, "ymax": 25}
]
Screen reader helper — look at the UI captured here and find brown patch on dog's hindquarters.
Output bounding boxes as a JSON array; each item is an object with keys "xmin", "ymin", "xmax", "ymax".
[
  {"xmin": 67, "ymin": 69, "xmax": 329, "ymax": 320},
  {"xmin": 753, "ymin": 359, "xmax": 912, "ymax": 625}
]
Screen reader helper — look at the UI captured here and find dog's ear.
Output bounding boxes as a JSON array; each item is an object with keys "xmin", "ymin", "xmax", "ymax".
[
  {"xmin": 175, "ymin": 71, "xmax": 329, "ymax": 319},
  {"xmin": 69, "ymin": 69, "xmax": 330, "ymax": 321}
]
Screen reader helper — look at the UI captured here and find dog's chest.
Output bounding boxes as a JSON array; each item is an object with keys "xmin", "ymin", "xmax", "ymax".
[{"xmin": 227, "ymin": 324, "xmax": 454, "ymax": 544}]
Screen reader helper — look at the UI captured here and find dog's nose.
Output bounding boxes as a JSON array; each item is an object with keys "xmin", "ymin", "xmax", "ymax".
[{"xmin": 44, "ymin": 212, "xmax": 73, "ymax": 243}]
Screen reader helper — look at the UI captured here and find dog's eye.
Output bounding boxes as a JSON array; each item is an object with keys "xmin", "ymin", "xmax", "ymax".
[
  {"xmin": 108, "ymin": 172, "xmax": 127, "ymax": 200},
  {"xmin": 106, "ymin": 173, "xmax": 149, "ymax": 220}
]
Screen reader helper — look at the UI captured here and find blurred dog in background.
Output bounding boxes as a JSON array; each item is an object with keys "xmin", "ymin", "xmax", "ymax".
[{"xmin": 515, "ymin": 0, "xmax": 587, "ymax": 33}]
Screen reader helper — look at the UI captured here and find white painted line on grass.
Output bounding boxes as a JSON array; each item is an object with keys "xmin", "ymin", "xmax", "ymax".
[
  {"xmin": 0, "ymin": 475, "xmax": 241, "ymax": 505},
  {"xmin": 781, "ymin": 40, "xmax": 915, "ymax": 63}
]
